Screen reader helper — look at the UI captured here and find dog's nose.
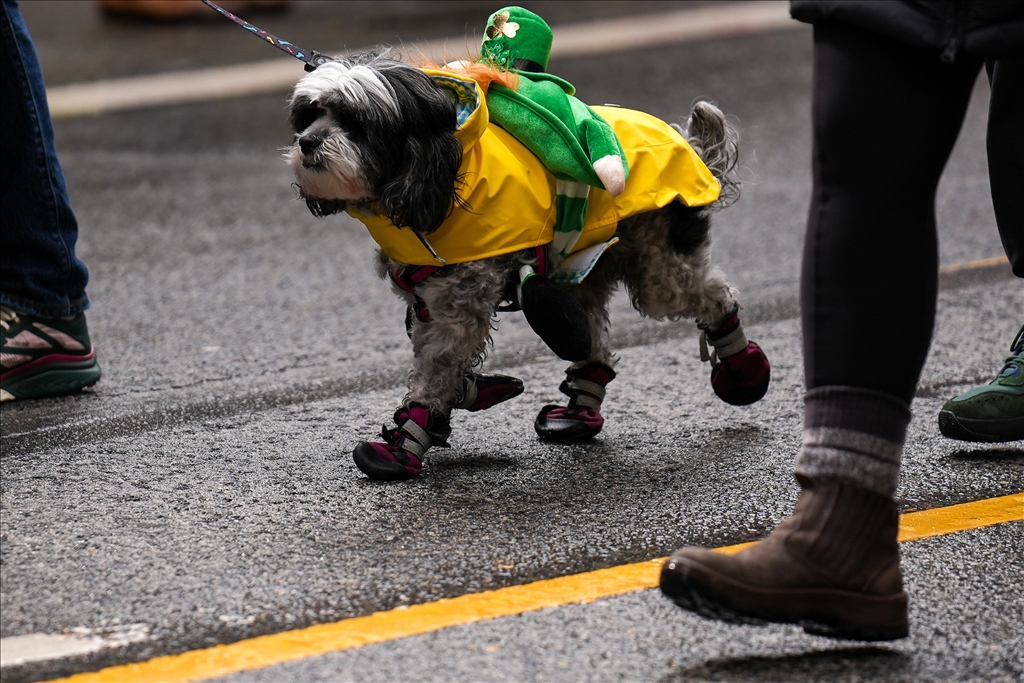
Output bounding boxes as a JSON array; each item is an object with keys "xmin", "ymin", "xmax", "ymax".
[{"xmin": 299, "ymin": 134, "xmax": 323, "ymax": 156}]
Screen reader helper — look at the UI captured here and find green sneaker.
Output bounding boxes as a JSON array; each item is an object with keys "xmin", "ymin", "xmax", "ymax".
[
  {"xmin": 1, "ymin": 305, "xmax": 101, "ymax": 402},
  {"xmin": 938, "ymin": 324, "xmax": 1024, "ymax": 443}
]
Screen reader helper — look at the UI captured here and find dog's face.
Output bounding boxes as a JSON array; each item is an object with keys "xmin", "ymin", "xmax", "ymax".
[{"xmin": 286, "ymin": 53, "xmax": 464, "ymax": 234}]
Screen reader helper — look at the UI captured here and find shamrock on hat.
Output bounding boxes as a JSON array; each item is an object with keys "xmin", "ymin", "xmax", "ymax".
[{"xmin": 483, "ymin": 7, "xmax": 554, "ymax": 71}]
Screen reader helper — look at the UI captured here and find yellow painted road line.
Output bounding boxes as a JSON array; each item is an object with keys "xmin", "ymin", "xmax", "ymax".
[
  {"xmin": 938, "ymin": 254, "xmax": 1011, "ymax": 273},
  {"xmin": 46, "ymin": 493, "xmax": 1023, "ymax": 683},
  {"xmin": 897, "ymin": 494, "xmax": 1024, "ymax": 542},
  {"xmin": 47, "ymin": 2, "xmax": 796, "ymax": 118}
]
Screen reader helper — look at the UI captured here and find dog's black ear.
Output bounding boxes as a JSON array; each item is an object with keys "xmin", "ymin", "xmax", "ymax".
[
  {"xmin": 378, "ymin": 132, "xmax": 463, "ymax": 235},
  {"xmin": 375, "ymin": 65, "xmax": 464, "ymax": 235}
]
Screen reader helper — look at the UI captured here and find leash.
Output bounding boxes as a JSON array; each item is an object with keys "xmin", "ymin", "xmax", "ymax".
[{"xmin": 200, "ymin": 0, "xmax": 330, "ymax": 72}]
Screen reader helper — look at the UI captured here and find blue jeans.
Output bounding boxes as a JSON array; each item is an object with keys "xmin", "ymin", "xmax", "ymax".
[{"xmin": 1, "ymin": 0, "xmax": 90, "ymax": 318}]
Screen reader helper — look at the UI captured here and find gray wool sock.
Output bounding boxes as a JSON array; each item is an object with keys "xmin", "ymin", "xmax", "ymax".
[{"xmin": 795, "ymin": 386, "xmax": 912, "ymax": 498}]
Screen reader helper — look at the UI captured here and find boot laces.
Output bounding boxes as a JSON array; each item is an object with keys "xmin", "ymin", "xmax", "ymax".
[
  {"xmin": 997, "ymin": 324, "xmax": 1024, "ymax": 378},
  {"xmin": 1, "ymin": 305, "xmax": 20, "ymax": 332}
]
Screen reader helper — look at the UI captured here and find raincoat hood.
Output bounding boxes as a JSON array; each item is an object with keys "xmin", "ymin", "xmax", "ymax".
[{"xmin": 422, "ymin": 69, "xmax": 489, "ymax": 151}]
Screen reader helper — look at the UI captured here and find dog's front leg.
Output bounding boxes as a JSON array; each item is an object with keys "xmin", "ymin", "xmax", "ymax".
[
  {"xmin": 404, "ymin": 262, "xmax": 508, "ymax": 414},
  {"xmin": 353, "ymin": 260, "xmax": 509, "ymax": 481}
]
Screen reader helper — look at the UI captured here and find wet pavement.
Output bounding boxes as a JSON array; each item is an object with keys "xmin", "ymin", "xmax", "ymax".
[{"xmin": 1, "ymin": 2, "xmax": 1021, "ymax": 682}]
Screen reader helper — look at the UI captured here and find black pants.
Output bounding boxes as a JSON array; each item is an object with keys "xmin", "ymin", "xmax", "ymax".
[{"xmin": 802, "ymin": 21, "xmax": 1023, "ymax": 405}]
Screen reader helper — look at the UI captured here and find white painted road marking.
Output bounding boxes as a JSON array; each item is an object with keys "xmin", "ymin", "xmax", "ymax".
[{"xmin": 0, "ymin": 625, "xmax": 148, "ymax": 668}]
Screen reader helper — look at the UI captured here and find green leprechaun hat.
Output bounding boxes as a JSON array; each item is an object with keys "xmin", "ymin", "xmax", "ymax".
[
  {"xmin": 481, "ymin": 7, "xmax": 551, "ymax": 71},
  {"xmin": 480, "ymin": 6, "xmax": 572, "ymax": 90},
  {"xmin": 479, "ymin": 6, "xmax": 577, "ymax": 94}
]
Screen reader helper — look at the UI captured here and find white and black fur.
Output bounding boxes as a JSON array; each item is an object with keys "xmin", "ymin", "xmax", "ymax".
[{"xmin": 287, "ymin": 51, "xmax": 743, "ymax": 418}]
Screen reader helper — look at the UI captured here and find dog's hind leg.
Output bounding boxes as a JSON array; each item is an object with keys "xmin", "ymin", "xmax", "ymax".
[
  {"xmin": 615, "ymin": 204, "xmax": 771, "ymax": 406},
  {"xmin": 612, "ymin": 204, "xmax": 735, "ymax": 326},
  {"xmin": 353, "ymin": 258, "xmax": 513, "ymax": 481},
  {"xmin": 534, "ymin": 263, "xmax": 619, "ymax": 443}
]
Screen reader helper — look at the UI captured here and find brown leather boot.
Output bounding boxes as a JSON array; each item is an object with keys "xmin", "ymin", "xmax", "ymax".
[{"xmin": 660, "ymin": 475, "xmax": 908, "ymax": 641}]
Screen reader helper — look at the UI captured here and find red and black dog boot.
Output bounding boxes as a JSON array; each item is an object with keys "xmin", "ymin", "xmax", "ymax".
[
  {"xmin": 456, "ymin": 373, "xmax": 525, "ymax": 412},
  {"xmin": 535, "ymin": 362, "xmax": 615, "ymax": 443},
  {"xmin": 353, "ymin": 406, "xmax": 451, "ymax": 481},
  {"xmin": 700, "ymin": 309, "xmax": 770, "ymax": 406}
]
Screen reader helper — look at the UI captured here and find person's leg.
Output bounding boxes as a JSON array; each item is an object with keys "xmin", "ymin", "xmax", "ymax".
[
  {"xmin": 1, "ymin": 0, "xmax": 100, "ymax": 401},
  {"xmin": 661, "ymin": 21, "xmax": 982, "ymax": 640},
  {"xmin": 792, "ymin": 17, "xmax": 983, "ymax": 507},
  {"xmin": 937, "ymin": 59, "xmax": 1024, "ymax": 443},
  {"xmin": 0, "ymin": 0, "xmax": 89, "ymax": 316},
  {"xmin": 985, "ymin": 59, "xmax": 1024, "ymax": 278}
]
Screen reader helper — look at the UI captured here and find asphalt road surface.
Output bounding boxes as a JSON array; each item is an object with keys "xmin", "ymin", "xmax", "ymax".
[{"xmin": 2, "ymin": 2, "xmax": 1021, "ymax": 682}]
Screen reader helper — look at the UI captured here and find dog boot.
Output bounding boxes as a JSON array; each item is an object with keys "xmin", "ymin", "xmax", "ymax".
[
  {"xmin": 660, "ymin": 475, "xmax": 908, "ymax": 641},
  {"xmin": 700, "ymin": 308, "xmax": 770, "ymax": 406},
  {"xmin": 534, "ymin": 362, "xmax": 614, "ymax": 443},
  {"xmin": 455, "ymin": 373, "xmax": 525, "ymax": 412},
  {"xmin": 352, "ymin": 406, "xmax": 451, "ymax": 481}
]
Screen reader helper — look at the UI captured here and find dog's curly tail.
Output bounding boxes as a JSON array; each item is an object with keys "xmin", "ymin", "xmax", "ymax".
[{"xmin": 672, "ymin": 100, "xmax": 741, "ymax": 208}]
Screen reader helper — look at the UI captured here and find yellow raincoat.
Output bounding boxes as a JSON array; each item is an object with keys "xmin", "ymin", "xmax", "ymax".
[{"xmin": 348, "ymin": 70, "xmax": 720, "ymax": 266}]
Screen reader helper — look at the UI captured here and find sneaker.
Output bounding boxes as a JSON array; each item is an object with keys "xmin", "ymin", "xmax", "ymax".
[
  {"xmin": 1, "ymin": 305, "xmax": 101, "ymax": 402},
  {"xmin": 938, "ymin": 324, "xmax": 1024, "ymax": 443}
]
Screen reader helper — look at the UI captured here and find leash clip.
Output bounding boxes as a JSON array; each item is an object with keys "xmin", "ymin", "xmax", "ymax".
[{"xmin": 304, "ymin": 51, "xmax": 331, "ymax": 72}]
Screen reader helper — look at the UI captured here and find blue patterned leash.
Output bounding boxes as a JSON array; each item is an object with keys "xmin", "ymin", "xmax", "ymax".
[{"xmin": 200, "ymin": 0, "xmax": 329, "ymax": 71}]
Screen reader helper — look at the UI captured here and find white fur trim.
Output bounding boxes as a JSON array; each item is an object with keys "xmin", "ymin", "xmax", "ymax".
[{"xmin": 593, "ymin": 154, "xmax": 626, "ymax": 197}]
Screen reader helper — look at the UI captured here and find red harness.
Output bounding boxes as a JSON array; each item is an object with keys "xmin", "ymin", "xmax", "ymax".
[{"xmin": 389, "ymin": 245, "xmax": 549, "ymax": 323}]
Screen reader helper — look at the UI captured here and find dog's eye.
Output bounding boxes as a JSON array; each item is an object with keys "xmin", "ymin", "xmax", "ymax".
[
  {"xmin": 331, "ymin": 109, "xmax": 366, "ymax": 140},
  {"xmin": 291, "ymin": 105, "xmax": 323, "ymax": 134}
]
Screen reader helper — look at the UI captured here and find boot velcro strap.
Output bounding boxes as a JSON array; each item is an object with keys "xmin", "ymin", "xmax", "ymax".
[
  {"xmin": 565, "ymin": 377, "xmax": 606, "ymax": 400},
  {"xmin": 700, "ymin": 324, "xmax": 748, "ymax": 364},
  {"xmin": 398, "ymin": 419, "xmax": 432, "ymax": 457},
  {"xmin": 454, "ymin": 375, "xmax": 478, "ymax": 410},
  {"xmin": 571, "ymin": 393, "xmax": 602, "ymax": 410},
  {"xmin": 711, "ymin": 324, "xmax": 748, "ymax": 357},
  {"xmin": 564, "ymin": 377, "xmax": 605, "ymax": 410}
]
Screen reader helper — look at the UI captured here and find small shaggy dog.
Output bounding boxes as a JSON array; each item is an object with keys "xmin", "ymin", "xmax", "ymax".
[{"xmin": 286, "ymin": 51, "xmax": 770, "ymax": 481}]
